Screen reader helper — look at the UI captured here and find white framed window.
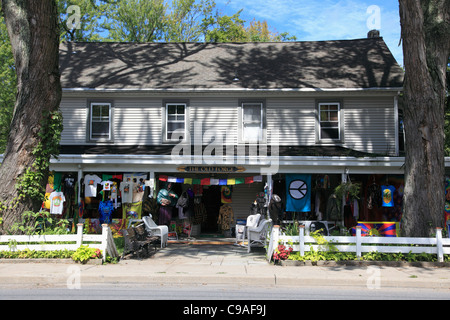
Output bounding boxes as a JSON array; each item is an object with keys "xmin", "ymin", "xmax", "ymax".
[
  {"xmin": 318, "ymin": 102, "xmax": 341, "ymax": 141},
  {"xmin": 165, "ymin": 102, "xmax": 187, "ymax": 142},
  {"xmin": 90, "ymin": 102, "xmax": 112, "ymax": 141},
  {"xmin": 241, "ymin": 102, "xmax": 264, "ymax": 143}
]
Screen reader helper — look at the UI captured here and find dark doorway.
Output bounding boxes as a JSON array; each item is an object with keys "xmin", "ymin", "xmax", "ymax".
[{"xmin": 202, "ymin": 185, "xmax": 222, "ymax": 233}]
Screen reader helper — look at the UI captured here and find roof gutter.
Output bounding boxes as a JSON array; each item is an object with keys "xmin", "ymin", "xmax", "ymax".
[{"xmin": 62, "ymin": 87, "xmax": 404, "ymax": 94}]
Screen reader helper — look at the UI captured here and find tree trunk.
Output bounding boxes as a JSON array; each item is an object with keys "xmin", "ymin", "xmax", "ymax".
[
  {"xmin": 0, "ymin": 0, "xmax": 61, "ymax": 233},
  {"xmin": 399, "ymin": 0, "xmax": 450, "ymax": 237}
]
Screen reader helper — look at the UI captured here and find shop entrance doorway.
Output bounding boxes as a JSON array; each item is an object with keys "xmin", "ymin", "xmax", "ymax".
[{"xmin": 202, "ymin": 185, "xmax": 221, "ymax": 233}]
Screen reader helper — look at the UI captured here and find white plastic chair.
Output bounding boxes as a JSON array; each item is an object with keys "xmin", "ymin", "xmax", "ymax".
[
  {"xmin": 142, "ymin": 215, "xmax": 169, "ymax": 248},
  {"xmin": 247, "ymin": 218, "xmax": 272, "ymax": 253},
  {"xmin": 246, "ymin": 214, "xmax": 261, "ymax": 229}
]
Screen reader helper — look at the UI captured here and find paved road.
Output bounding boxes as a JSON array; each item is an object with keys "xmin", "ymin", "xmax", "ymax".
[
  {"xmin": 1, "ymin": 283, "xmax": 450, "ymax": 300},
  {"xmin": 0, "ymin": 243, "xmax": 449, "ymax": 303}
]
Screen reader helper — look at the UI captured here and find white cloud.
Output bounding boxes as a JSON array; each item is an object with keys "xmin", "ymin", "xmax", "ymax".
[{"xmin": 215, "ymin": 0, "xmax": 403, "ymax": 64}]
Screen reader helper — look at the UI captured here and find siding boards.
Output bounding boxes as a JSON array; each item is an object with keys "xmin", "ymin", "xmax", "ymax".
[
  {"xmin": 344, "ymin": 97, "xmax": 395, "ymax": 155},
  {"xmin": 190, "ymin": 98, "xmax": 238, "ymax": 145},
  {"xmin": 60, "ymin": 98, "xmax": 87, "ymax": 145},
  {"xmin": 114, "ymin": 98, "xmax": 161, "ymax": 145},
  {"xmin": 59, "ymin": 96, "xmax": 396, "ymax": 156},
  {"xmin": 266, "ymin": 98, "xmax": 315, "ymax": 146}
]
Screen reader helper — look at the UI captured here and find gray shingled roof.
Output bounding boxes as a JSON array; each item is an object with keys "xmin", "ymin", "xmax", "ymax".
[{"xmin": 59, "ymin": 38, "xmax": 404, "ymax": 90}]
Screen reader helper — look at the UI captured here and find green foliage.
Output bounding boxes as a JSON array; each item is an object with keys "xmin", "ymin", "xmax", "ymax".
[
  {"xmin": 15, "ymin": 111, "xmax": 63, "ymax": 203},
  {"xmin": 71, "ymin": 245, "xmax": 102, "ymax": 264},
  {"xmin": 204, "ymin": 10, "xmax": 247, "ymax": 42},
  {"xmin": 58, "ymin": 0, "xmax": 109, "ymax": 42},
  {"xmin": 0, "ymin": 15, "xmax": 16, "ymax": 154},
  {"xmin": 8, "ymin": 210, "xmax": 70, "ymax": 236},
  {"xmin": 0, "ymin": 249, "xmax": 74, "ymax": 259}
]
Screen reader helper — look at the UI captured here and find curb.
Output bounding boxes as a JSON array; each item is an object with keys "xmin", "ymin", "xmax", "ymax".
[{"xmin": 280, "ymin": 260, "xmax": 450, "ymax": 268}]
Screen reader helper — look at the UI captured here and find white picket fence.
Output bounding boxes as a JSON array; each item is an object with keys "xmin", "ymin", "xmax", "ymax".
[
  {"xmin": 269, "ymin": 225, "xmax": 450, "ymax": 263},
  {"xmin": 0, "ymin": 223, "xmax": 118, "ymax": 262}
]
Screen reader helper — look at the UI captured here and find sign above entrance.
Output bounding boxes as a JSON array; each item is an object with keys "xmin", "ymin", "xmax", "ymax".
[{"xmin": 177, "ymin": 166, "xmax": 246, "ymax": 174}]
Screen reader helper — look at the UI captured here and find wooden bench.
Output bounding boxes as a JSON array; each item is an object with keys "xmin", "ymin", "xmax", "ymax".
[{"xmin": 122, "ymin": 224, "xmax": 159, "ymax": 259}]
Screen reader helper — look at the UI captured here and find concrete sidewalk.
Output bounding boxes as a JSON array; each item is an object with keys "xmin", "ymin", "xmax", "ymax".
[{"xmin": 0, "ymin": 243, "xmax": 449, "ymax": 290}]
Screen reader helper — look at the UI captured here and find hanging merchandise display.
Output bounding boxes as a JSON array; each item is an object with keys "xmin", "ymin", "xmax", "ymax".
[
  {"xmin": 269, "ymin": 194, "xmax": 283, "ymax": 225},
  {"xmin": 119, "ymin": 177, "xmax": 134, "ymax": 204},
  {"xmin": 84, "ymin": 174, "xmax": 102, "ymax": 198},
  {"xmin": 158, "ymin": 174, "xmax": 263, "ymax": 186},
  {"xmin": 122, "ymin": 201, "xmax": 142, "ymax": 220},
  {"xmin": 445, "ymin": 177, "xmax": 450, "ymax": 224},
  {"xmin": 99, "ymin": 200, "xmax": 114, "ymax": 224},
  {"xmin": 221, "ymin": 186, "xmax": 232, "ymax": 204},
  {"xmin": 49, "ymin": 191, "xmax": 66, "ymax": 215},
  {"xmin": 381, "ymin": 185, "xmax": 396, "ymax": 207},
  {"xmin": 285, "ymin": 174, "xmax": 311, "ymax": 212},
  {"xmin": 217, "ymin": 204, "xmax": 234, "ymax": 231}
]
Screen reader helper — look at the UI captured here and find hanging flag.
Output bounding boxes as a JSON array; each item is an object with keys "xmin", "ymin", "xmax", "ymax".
[
  {"xmin": 221, "ymin": 186, "xmax": 232, "ymax": 203},
  {"xmin": 245, "ymin": 176, "xmax": 254, "ymax": 184},
  {"xmin": 285, "ymin": 174, "xmax": 311, "ymax": 212},
  {"xmin": 381, "ymin": 185, "xmax": 395, "ymax": 207}
]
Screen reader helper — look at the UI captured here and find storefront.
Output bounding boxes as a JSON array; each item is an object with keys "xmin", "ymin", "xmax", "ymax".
[{"xmin": 44, "ymin": 154, "xmax": 416, "ymax": 239}]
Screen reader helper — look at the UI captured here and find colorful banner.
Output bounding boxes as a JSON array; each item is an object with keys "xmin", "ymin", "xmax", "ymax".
[
  {"xmin": 158, "ymin": 175, "xmax": 264, "ymax": 186},
  {"xmin": 285, "ymin": 174, "xmax": 311, "ymax": 212},
  {"xmin": 352, "ymin": 222, "xmax": 399, "ymax": 237}
]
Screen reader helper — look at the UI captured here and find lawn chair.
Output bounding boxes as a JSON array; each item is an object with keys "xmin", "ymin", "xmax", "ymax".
[
  {"xmin": 247, "ymin": 218, "xmax": 272, "ymax": 253},
  {"xmin": 142, "ymin": 215, "xmax": 169, "ymax": 248}
]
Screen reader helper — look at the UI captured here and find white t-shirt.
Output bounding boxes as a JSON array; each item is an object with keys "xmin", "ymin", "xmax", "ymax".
[
  {"xmin": 101, "ymin": 180, "xmax": 113, "ymax": 191},
  {"xmin": 84, "ymin": 174, "xmax": 102, "ymax": 197},
  {"xmin": 49, "ymin": 191, "xmax": 66, "ymax": 215},
  {"xmin": 120, "ymin": 180, "xmax": 134, "ymax": 204}
]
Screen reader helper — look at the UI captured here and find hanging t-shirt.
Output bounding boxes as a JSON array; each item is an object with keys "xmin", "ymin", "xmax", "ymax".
[
  {"xmin": 49, "ymin": 191, "xmax": 66, "ymax": 215},
  {"xmin": 99, "ymin": 200, "xmax": 114, "ymax": 224},
  {"xmin": 120, "ymin": 180, "xmax": 134, "ymax": 204},
  {"xmin": 101, "ymin": 180, "xmax": 113, "ymax": 191},
  {"xmin": 381, "ymin": 185, "xmax": 396, "ymax": 207},
  {"xmin": 84, "ymin": 174, "xmax": 102, "ymax": 198}
]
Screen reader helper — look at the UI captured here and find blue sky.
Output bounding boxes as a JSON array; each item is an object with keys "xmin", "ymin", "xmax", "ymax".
[{"xmin": 214, "ymin": 0, "xmax": 403, "ymax": 66}]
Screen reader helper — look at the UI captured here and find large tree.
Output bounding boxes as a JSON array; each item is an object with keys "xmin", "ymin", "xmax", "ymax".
[
  {"xmin": 0, "ymin": 0, "xmax": 62, "ymax": 233},
  {"xmin": 399, "ymin": 0, "xmax": 450, "ymax": 237}
]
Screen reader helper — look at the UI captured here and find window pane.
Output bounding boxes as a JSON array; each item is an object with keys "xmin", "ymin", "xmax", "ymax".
[
  {"xmin": 92, "ymin": 122, "xmax": 110, "ymax": 138},
  {"xmin": 177, "ymin": 105, "xmax": 185, "ymax": 114},
  {"xmin": 92, "ymin": 106, "xmax": 101, "ymax": 118},
  {"xmin": 168, "ymin": 122, "xmax": 184, "ymax": 132},
  {"xmin": 244, "ymin": 123, "xmax": 262, "ymax": 142},
  {"xmin": 320, "ymin": 111, "xmax": 328, "ymax": 121},
  {"xmin": 329, "ymin": 111, "xmax": 338, "ymax": 122},
  {"xmin": 243, "ymin": 105, "xmax": 261, "ymax": 122},
  {"xmin": 169, "ymin": 105, "xmax": 177, "ymax": 114},
  {"xmin": 321, "ymin": 128, "xmax": 339, "ymax": 140}
]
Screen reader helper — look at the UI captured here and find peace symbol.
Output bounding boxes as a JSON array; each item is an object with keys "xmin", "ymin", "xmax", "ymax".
[{"xmin": 289, "ymin": 180, "xmax": 308, "ymax": 200}]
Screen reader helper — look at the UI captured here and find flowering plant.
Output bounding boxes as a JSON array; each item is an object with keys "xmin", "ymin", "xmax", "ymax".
[
  {"xmin": 72, "ymin": 245, "xmax": 102, "ymax": 264},
  {"xmin": 273, "ymin": 244, "xmax": 293, "ymax": 262}
]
